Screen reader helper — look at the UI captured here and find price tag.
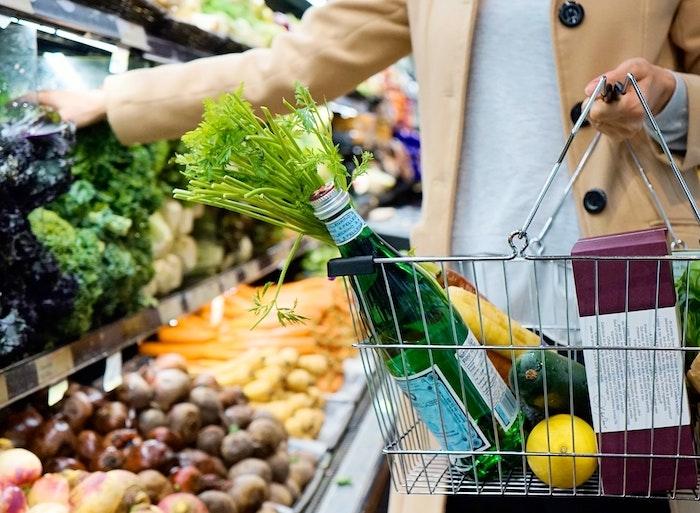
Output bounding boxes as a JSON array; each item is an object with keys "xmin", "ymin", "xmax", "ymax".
[
  {"xmin": 35, "ymin": 347, "xmax": 74, "ymax": 387},
  {"xmin": 115, "ymin": 18, "xmax": 149, "ymax": 50},
  {"xmin": 103, "ymin": 352, "xmax": 123, "ymax": 392},
  {"xmin": 209, "ymin": 295, "xmax": 225, "ymax": 325},
  {"xmin": 157, "ymin": 295, "xmax": 184, "ymax": 324},
  {"xmin": 0, "ymin": 0, "xmax": 33, "ymax": 13},
  {"xmin": 0, "ymin": 374, "xmax": 7, "ymax": 405},
  {"xmin": 184, "ymin": 281, "xmax": 221, "ymax": 311},
  {"xmin": 108, "ymin": 46, "xmax": 130, "ymax": 74},
  {"xmin": 47, "ymin": 379, "xmax": 69, "ymax": 406}
]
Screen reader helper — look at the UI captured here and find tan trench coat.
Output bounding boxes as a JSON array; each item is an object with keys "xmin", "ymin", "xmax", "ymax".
[
  {"xmin": 103, "ymin": 1, "xmax": 700, "ymax": 511},
  {"xmin": 105, "ymin": 0, "xmax": 700, "ymax": 255}
]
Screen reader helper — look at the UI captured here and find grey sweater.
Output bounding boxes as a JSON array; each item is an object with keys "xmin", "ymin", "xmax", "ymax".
[{"xmin": 450, "ymin": 0, "xmax": 688, "ymax": 329}]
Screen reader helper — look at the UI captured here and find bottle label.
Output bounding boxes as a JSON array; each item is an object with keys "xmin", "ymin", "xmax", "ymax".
[
  {"xmin": 394, "ymin": 365, "xmax": 491, "ymax": 453},
  {"xmin": 455, "ymin": 333, "xmax": 519, "ymax": 430},
  {"xmin": 325, "ymin": 209, "xmax": 366, "ymax": 246}
]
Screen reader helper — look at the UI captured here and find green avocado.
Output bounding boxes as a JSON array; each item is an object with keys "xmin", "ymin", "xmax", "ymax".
[{"xmin": 509, "ymin": 350, "xmax": 591, "ymax": 422}]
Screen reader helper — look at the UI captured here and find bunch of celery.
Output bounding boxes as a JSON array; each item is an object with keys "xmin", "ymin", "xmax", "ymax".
[{"xmin": 175, "ymin": 85, "xmax": 370, "ymax": 324}]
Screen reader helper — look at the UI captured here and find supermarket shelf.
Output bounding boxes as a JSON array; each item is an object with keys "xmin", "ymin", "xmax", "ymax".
[
  {"xmin": 0, "ymin": 236, "xmax": 319, "ymax": 409},
  {"xmin": 309, "ymin": 392, "xmax": 387, "ymax": 513},
  {"xmin": 0, "ymin": 0, "xmax": 248, "ymax": 62}
]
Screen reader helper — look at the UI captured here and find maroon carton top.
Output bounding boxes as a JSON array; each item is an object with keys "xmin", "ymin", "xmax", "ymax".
[{"xmin": 571, "ymin": 228, "xmax": 676, "ymax": 317}]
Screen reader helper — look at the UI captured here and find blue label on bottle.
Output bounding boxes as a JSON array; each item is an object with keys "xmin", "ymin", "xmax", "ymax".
[
  {"xmin": 325, "ymin": 209, "xmax": 366, "ymax": 246},
  {"xmin": 395, "ymin": 366, "xmax": 490, "ymax": 453}
]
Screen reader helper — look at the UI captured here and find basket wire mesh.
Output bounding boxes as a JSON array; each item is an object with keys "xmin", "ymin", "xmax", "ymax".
[{"xmin": 331, "ymin": 74, "xmax": 700, "ymax": 499}]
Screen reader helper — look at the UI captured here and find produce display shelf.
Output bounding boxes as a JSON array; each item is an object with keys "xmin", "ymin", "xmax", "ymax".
[
  {"xmin": 0, "ymin": 0, "xmax": 248, "ymax": 63},
  {"xmin": 307, "ymin": 392, "xmax": 387, "ymax": 513},
  {"xmin": 0, "ymin": 236, "xmax": 319, "ymax": 409}
]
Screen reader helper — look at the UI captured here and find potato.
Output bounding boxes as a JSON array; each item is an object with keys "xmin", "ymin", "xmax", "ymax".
[
  {"xmin": 221, "ymin": 431, "xmax": 255, "ymax": 466},
  {"xmin": 197, "ymin": 490, "xmax": 237, "ymax": 513},
  {"xmin": 297, "ymin": 355, "xmax": 329, "ymax": 376},
  {"xmin": 284, "ymin": 408, "xmax": 324, "ymax": 439},
  {"xmin": 256, "ymin": 402, "xmax": 295, "ymax": 423},
  {"xmin": 285, "ymin": 369, "xmax": 314, "ymax": 393},
  {"xmin": 223, "ymin": 405, "xmax": 254, "ymax": 430},
  {"xmin": 219, "ymin": 365, "xmax": 254, "ymax": 387},
  {"xmin": 289, "ymin": 459, "xmax": 315, "ymax": 489},
  {"xmin": 197, "ymin": 425, "xmax": 226, "ymax": 457},
  {"xmin": 247, "ymin": 418, "xmax": 286, "ymax": 457},
  {"xmin": 278, "ymin": 348, "xmax": 299, "ymax": 366},
  {"xmin": 168, "ymin": 403, "xmax": 202, "ymax": 445},
  {"xmin": 266, "ymin": 452, "xmax": 289, "ymax": 483},
  {"xmin": 192, "ymin": 374, "xmax": 221, "ymax": 391},
  {"xmin": 219, "ymin": 387, "xmax": 246, "ymax": 408},
  {"xmin": 242, "ymin": 380, "xmax": 275, "ymax": 403},
  {"xmin": 228, "ymin": 475, "xmax": 268, "ymax": 513},
  {"xmin": 307, "ymin": 387, "xmax": 325, "ymax": 408},
  {"xmin": 284, "ymin": 479, "xmax": 300, "ymax": 501},
  {"xmin": 254, "ymin": 366, "xmax": 285, "ymax": 386},
  {"xmin": 228, "ymin": 458, "xmax": 272, "ymax": 482},
  {"xmin": 268, "ymin": 483, "xmax": 293, "ymax": 506},
  {"xmin": 153, "ymin": 368, "xmax": 191, "ymax": 410},
  {"xmin": 287, "ymin": 393, "xmax": 313, "ymax": 410},
  {"xmin": 189, "ymin": 387, "xmax": 223, "ymax": 426},
  {"xmin": 284, "ymin": 417, "xmax": 306, "ymax": 439}
]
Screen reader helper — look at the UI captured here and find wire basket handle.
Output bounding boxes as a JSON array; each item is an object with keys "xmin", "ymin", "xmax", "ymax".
[{"xmin": 510, "ymin": 73, "xmax": 700, "ymax": 256}]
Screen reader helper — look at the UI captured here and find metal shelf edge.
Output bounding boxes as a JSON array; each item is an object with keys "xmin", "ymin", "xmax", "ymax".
[
  {"xmin": 0, "ymin": 236, "xmax": 319, "ymax": 410},
  {"xmin": 0, "ymin": 0, "xmax": 250, "ymax": 62}
]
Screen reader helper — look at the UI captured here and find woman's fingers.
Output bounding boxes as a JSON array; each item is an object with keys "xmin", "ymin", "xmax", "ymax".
[
  {"xmin": 584, "ymin": 58, "xmax": 651, "ymax": 96},
  {"xmin": 35, "ymin": 89, "xmax": 107, "ymax": 128},
  {"xmin": 581, "ymin": 57, "xmax": 676, "ymax": 141}
]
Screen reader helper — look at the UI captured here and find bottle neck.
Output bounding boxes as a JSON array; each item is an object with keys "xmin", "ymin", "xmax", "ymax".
[
  {"xmin": 322, "ymin": 202, "xmax": 368, "ymax": 248},
  {"xmin": 310, "ymin": 184, "xmax": 398, "ymax": 258}
]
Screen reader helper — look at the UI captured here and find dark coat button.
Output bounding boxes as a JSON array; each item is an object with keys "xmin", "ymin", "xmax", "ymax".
[
  {"xmin": 559, "ymin": 1, "xmax": 585, "ymax": 27},
  {"xmin": 583, "ymin": 189, "xmax": 607, "ymax": 214},
  {"xmin": 570, "ymin": 101, "xmax": 590, "ymax": 127}
]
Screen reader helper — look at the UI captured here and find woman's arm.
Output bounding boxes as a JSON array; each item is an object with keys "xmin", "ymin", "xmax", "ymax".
[
  {"xmin": 668, "ymin": 0, "xmax": 700, "ymax": 168},
  {"xmin": 41, "ymin": 0, "xmax": 411, "ymax": 144}
]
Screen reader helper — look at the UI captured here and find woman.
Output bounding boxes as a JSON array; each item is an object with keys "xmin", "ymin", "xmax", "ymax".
[{"xmin": 39, "ymin": 2, "xmax": 700, "ymax": 512}]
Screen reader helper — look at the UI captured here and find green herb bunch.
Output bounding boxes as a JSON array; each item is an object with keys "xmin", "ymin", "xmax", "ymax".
[{"xmin": 175, "ymin": 84, "xmax": 371, "ymax": 325}]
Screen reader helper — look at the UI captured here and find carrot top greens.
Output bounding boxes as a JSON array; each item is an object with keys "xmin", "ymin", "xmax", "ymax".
[{"xmin": 174, "ymin": 84, "xmax": 371, "ymax": 325}]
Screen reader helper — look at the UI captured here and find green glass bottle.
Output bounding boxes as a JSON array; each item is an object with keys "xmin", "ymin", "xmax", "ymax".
[{"xmin": 311, "ymin": 184, "xmax": 523, "ymax": 480}]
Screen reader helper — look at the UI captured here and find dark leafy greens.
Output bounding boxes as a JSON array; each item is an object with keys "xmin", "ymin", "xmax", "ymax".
[
  {"xmin": 0, "ymin": 105, "xmax": 77, "ymax": 364},
  {"xmin": 49, "ymin": 122, "xmax": 165, "ymax": 323}
]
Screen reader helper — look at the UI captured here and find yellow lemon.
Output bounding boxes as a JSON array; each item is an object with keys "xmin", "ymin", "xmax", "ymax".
[{"xmin": 526, "ymin": 414, "xmax": 598, "ymax": 488}]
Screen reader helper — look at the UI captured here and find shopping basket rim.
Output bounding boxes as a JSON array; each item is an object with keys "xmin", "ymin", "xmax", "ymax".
[{"xmin": 368, "ymin": 253, "xmax": 700, "ymax": 264}]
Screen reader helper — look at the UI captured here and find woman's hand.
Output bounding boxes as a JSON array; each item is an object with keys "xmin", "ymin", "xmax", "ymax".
[
  {"xmin": 35, "ymin": 89, "xmax": 107, "ymax": 128},
  {"xmin": 583, "ymin": 58, "xmax": 676, "ymax": 141}
]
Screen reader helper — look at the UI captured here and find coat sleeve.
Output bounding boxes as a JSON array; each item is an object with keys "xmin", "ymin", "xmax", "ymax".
[
  {"xmin": 667, "ymin": 0, "xmax": 700, "ymax": 169},
  {"xmin": 103, "ymin": 0, "xmax": 411, "ymax": 144}
]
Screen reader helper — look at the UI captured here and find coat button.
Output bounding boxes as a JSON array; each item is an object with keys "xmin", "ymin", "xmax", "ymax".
[
  {"xmin": 559, "ymin": 1, "xmax": 585, "ymax": 27},
  {"xmin": 583, "ymin": 189, "xmax": 607, "ymax": 214},
  {"xmin": 570, "ymin": 101, "xmax": 590, "ymax": 127}
]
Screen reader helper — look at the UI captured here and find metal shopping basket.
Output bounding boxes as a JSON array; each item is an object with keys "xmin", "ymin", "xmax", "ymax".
[{"xmin": 327, "ymin": 74, "xmax": 700, "ymax": 499}]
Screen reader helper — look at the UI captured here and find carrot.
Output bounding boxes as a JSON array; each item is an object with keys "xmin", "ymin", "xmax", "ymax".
[
  {"xmin": 218, "ymin": 325, "xmax": 312, "ymax": 338},
  {"xmin": 140, "ymin": 342, "xmax": 242, "ymax": 359},
  {"xmin": 156, "ymin": 326, "xmax": 216, "ymax": 344}
]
